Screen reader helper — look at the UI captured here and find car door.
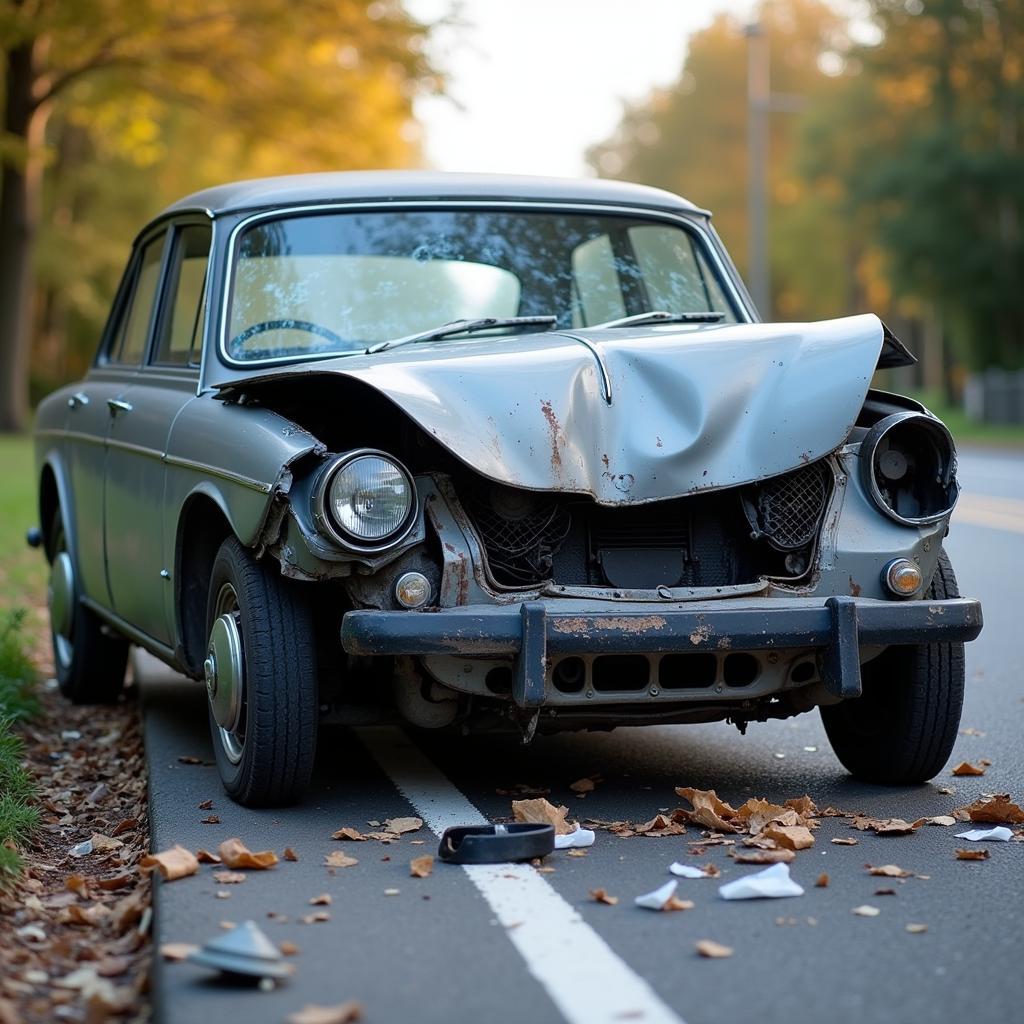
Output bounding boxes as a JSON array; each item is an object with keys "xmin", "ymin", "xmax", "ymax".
[{"xmin": 104, "ymin": 221, "xmax": 212, "ymax": 645}]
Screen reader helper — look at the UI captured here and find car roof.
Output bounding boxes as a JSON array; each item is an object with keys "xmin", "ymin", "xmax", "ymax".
[{"xmin": 156, "ymin": 170, "xmax": 708, "ymax": 222}]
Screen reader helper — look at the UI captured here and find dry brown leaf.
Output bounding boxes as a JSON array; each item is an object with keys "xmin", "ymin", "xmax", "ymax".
[
  {"xmin": 159, "ymin": 943, "xmax": 198, "ymax": 962},
  {"xmin": 384, "ymin": 817, "xmax": 424, "ymax": 835},
  {"xmin": 663, "ymin": 896, "xmax": 695, "ymax": 912},
  {"xmin": 324, "ymin": 852, "xmax": 358, "ymax": 869},
  {"xmin": 851, "ymin": 817, "xmax": 920, "ymax": 836},
  {"xmin": 761, "ymin": 825, "xmax": 815, "ymax": 851},
  {"xmin": 280, "ymin": 940, "xmax": 300, "ymax": 956},
  {"xmin": 852, "ymin": 905, "xmax": 881, "ymax": 917},
  {"xmin": 831, "ymin": 838, "xmax": 858, "ymax": 846},
  {"xmin": 212, "ymin": 870, "xmax": 246, "ymax": 884},
  {"xmin": 139, "ymin": 846, "xmax": 199, "ymax": 881},
  {"xmin": 512, "ymin": 797, "xmax": 574, "ymax": 835},
  {"xmin": 905, "ymin": 923, "xmax": 928, "ymax": 934},
  {"xmin": 867, "ymin": 864, "xmax": 913, "ymax": 878},
  {"xmin": 66, "ymin": 874, "xmax": 88, "ymax": 897},
  {"xmin": 735, "ymin": 798, "xmax": 797, "ymax": 835},
  {"xmin": 785, "ymin": 796, "xmax": 819, "ymax": 817},
  {"xmin": 569, "ymin": 777, "xmax": 597, "ymax": 794},
  {"xmin": 286, "ymin": 1002, "xmax": 363, "ymax": 1024},
  {"xmin": 635, "ymin": 813, "xmax": 686, "ymax": 837},
  {"xmin": 674, "ymin": 788, "xmax": 740, "ymax": 833},
  {"xmin": 300, "ymin": 912, "xmax": 331, "ymax": 924},
  {"xmin": 590, "ymin": 888, "xmax": 619, "ymax": 905},
  {"xmin": 952, "ymin": 761, "xmax": 986, "ymax": 777},
  {"xmin": 924, "ymin": 815, "xmax": 956, "ymax": 827},
  {"xmin": 731, "ymin": 847, "xmax": 795, "ymax": 865},
  {"xmin": 695, "ymin": 940, "xmax": 733, "ymax": 958},
  {"xmin": 196, "ymin": 849, "xmax": 221, "ymax": 864},
  {"xmin": 198, "ymin": 799, "xmax": 214, "ymax": 810},
  {"xmin": 309, "ymin": 893, "xmax": 332, "ymax": 906},
  {"xmin": 567, "ymin": 848, "xmax": 588, "ymax": 858},
  {"xmin": 956, "ymin": 794, "xmax": 1024, "ymax": 824},
  {"xmin": 410, "ymin": 855, "xmax": 434, "ymax": 878},
  {"xmin": 218, "ymin": 838, "xmax": 279, "ymax": 870},
  {"xmin": 284, "ymin": 847, "xmax": 299, "ymax": 862},
  {"xmin": 200, "ymin": 815, "xmax": 220, "ymax": 825},
  {"xmin": 955, "ymin": 848, "xmax": 990, "ymax": 861},
  {"xmin": 815, "ymin": 873, "xmax": 829, "ymax": 888},
  {"xmin": 96, "ymin": 874, "xmax": 133, "ymax": 891},
  {"xmin": 332, "ymin": 827, "xmax": 367, "ymax": 841},
  {"xmin": 90, "ymin": 833, "xmax": 125, "ymax": 853}
]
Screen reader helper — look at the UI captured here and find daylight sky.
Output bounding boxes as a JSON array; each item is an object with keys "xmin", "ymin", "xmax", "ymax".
[{"xmin": 407, "ymin": 0, "xmax": 760, "ymax": 178}]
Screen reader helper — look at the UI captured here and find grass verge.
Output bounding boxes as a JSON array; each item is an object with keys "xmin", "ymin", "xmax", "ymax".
[{"xmin": 0, "ymin": 609, "xmax": 39, "ymax": 887}]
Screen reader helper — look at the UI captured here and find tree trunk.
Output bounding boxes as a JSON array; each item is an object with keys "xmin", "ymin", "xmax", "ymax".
[{"xmin": 0, "ymin": 38, "xmax": 48, "ymax": 433}]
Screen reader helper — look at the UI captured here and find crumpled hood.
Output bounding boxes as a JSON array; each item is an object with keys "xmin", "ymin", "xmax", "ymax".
[{"xmin": 217, "ymin": 313, "xmax": 897, "ymax": 503}]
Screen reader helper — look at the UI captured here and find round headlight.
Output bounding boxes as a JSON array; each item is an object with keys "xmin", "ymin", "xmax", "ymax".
[
  {"xmin": 860, "ymin": 412, "xmax": 958, "ymax": 526},
  {"xmin": 320, "ymin": 452, "xmax": 416, "ymax": 548}
]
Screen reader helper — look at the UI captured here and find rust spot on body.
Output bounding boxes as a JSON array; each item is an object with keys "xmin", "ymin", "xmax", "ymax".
[
  {"xmin": 540, "ymin": 399, "xmax": 563, "ymax": 469},
  {"xmin": 848, "ymin": 576, "xmax": 861, "ymax": 597},
  {"xmin": 593, "ymin": 615, "xmax": 666, "ymax": 633},
  {"xmin": 689, "ymin": 623, "xmax": 713, "ymax": 645},
  {"xmin": 601, "ymin": 452, "xmax": 610, "ymax": 469}
]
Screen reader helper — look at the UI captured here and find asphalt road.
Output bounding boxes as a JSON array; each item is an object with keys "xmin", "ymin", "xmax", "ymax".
[{"xmin": 141, "ymin": 445, "xmax": 1024, "ymax": 1024}]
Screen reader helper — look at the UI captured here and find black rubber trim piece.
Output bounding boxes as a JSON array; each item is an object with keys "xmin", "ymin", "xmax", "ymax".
[{"xmin": 438, "ymin": 824, "xmax": 555, "ymax": 864}]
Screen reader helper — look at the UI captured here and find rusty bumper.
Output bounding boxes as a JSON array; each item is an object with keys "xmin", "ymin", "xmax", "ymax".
[{"xmin": 340, "ymin": 596, "xmax": 983, "ymax": 709}]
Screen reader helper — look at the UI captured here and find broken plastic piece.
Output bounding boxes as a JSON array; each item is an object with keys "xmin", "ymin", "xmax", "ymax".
[
  {"xmin": 669, "ymin": 862, "xmax": 711, "ymax": 879},
  {"xmin": 438, "ymin": 823, "xmax": 554, "ymax": 864},
  {"xmin": 954, "ymin": 826, "xmax": 1012, "ymax": 842},
  {"xmin": 69, "ymin": 840, "xmax": 93, "ymax": 858},
  {"xmin": 187, "ymin": 920, "xmax": 293, "ymax": 981},
  {"xmin": 554, "ymin": 827, "xmax": 595, "ymax": 850},
  {"xmin": 718, "ymin": 862, "xmax": 804, "ymax": 900},
  {"xmin": 634, "ymin": 879, "xmax": 678, "ymax": 910}
]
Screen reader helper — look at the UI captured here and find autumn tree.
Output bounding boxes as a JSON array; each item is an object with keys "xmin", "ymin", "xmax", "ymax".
[{"xmin": 0, "ymin": 0, "xmax": 441, "ymax": 430}]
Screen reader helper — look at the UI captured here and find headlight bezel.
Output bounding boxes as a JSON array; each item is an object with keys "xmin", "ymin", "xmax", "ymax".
[
  {"xmin": 859, "ymin": 411, "xmax": 959, "ymax": 527},
  {"xmin": 312, "ymin": 448, "xmax": 418, "ymax": 553}
]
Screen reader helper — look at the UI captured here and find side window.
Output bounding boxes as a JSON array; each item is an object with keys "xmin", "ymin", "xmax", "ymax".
[
  {"xmin": 570, "ymin": 234, "xmax": 626, "ymax": 327},
  {"xmin": 111, "ymin": 233, "xmax": 166, "ymax": 365},
  {"xmin": 153, "ymin": 224, "xmax": 212, "ymax": 366}
]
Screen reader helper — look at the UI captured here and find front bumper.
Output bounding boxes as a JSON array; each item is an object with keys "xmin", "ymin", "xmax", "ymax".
[{"xmin": 341, "ymin": 596, "xmax": 983, "ymax": 709}]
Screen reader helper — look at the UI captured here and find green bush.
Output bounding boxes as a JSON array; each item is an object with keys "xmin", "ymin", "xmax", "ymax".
[{"xmin": 0, "ymin": 609, "xmax": 39, "ymax": 721}]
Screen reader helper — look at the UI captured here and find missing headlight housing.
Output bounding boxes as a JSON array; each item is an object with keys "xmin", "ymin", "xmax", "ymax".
[
  {"xmin": 313, "ymin": 449, "xmax": 417, "ymax": 551},
  {"xmin": 860, "ymin": 412, "xmax": 958, "ymax": 526}
]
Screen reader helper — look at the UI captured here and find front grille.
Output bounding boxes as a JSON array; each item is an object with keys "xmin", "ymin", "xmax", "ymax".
[{"xmin": 747, "ymin": 461, "xmax": 830, "ymax": 550}]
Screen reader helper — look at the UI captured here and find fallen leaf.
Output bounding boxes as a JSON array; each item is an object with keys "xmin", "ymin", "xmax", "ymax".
[
  {"xmin": 196, "ymin": 849, "xmax": 221, "ymax": 864},
  {"xmin": 199, "ymin": 815, "xmax": 220, "ymax": 825},
  {"xmin": 831, "ymin": 837, "xmax": 858, "ymax": 846},
  {"xmin": 198, "ymin": 799, "xmax": 215, "ymax": 810},
  {"xmin": 674, "ymin": 788, "xmax": 740, "ymax": 832},
  {"xmin": 384, "ymin": 817, "xmax": 424, "ymax": 835},
  {"xmin": 66, "ymin": 874, "xmax": 88, "ymax": 897},
  {"xmin": 761, "ymin": 824, "xmax": 815, "ymax": 851},
  {"xmin": 852, "ymin": 905, "xmax": 881, "ymax": 917},
  {"xmin": 785, "ymin": 796, "xmax": 818, "ymax": 817},
  {"xmin": 324, "ymin": 852, "xmax": 358, "ymax": 868},
  {"xmin": 955, "ymin": 848, "xmax": 990, "ymax": 861},
  {"xmin": 815, "ymin": 873, "xmax": 829, "ymax": 888},
  {"xmin": 695, "ymin": 940, "xmax": 733, "ymax": 958},
  {"xmin": 284, "ymin": 847, "xmax": 299, "ymax": 862},
  {"xmin": 410, "ymin": 855, "xmax": 434, "ymax": 878},
  {"xmin": 309, "ymin": 893, "xmax": 332, "ymax": 906},
  {"xmin": 90, "ymin": 833, "xmax": 124, "ymax": 853},
  {"xmin": 952, "ymin": 761, "xmax": 985, "ymax": 777},
  {"xmin": 866, "ymin": 864, "xmax": 913, "ymax": 878},
  {"xmin": 280, "ymin": 941, "xmax": 300, "ymax": 956},
  {"xmin": 96, "ymin": 874, "xmax": 133, "ymax": 891},
  {"xmin": 956, "ymin": 794, "xmax": 1024, "ymax": 824},
  {"xmin": 635, "ymin": 813, "xmax": 686, "ymax": 837},
  {"xmin": 735, "ymin": 799, "xmax": 802, "ymax": 835},
  {"xmin": 937, "ymin": 786, "xmax": 954, "ymax": 795},
  {"xmin": 924, "ymin": 815, "xmax": 956, "ymax": 827},
  {"xmin": 567, "ymin": 848, "xmax": 588, "ymax": 858},
  {"xmin": 160, "ymin": 943, "xmax": 199, "ymax": 962},
  {"xmin": 850, "ymin": 817, "xmax": 920, "ymax": 836},
  {"xmin": 569, "ymin": 777, "xmax": 597, "ymax": 794},
  {"xmin": 332, "ymin": 827, "xmax": 367, "ymax": 841},
  {"xmin": 140, "ymin": 846, "xmax": 199, "ymax": 881},
  {"xmin": 512, "ymin": 798, "xmax": 574, "ymax": 835},
  {"xmin": 111, "ymin": 818, "xmax": 138, "ymax": 837},
  {"xmin": 905, "ymin": 923, "xmax": 928, "ymax": 934},
  {"xmin": 218, "ymin": 838, "xmax": 278, "ymax": 869},
  {"xmin": 285, "ymin": 1002, "xmax": 363, "ymax": 1024},
  {"xmin": 212, "ymin": 870, "xmax": 246, "ymax": 884},
  {"xmin": 590, "ymin": 888, "xmax": 619, "ymax": 905},
  {"xmin": 731, "ymin": 848, "xmax": 795, "ymax": 865},
  {"xmin": 300, "ymin": 912, "xmax": 331, "ymax": 924}
]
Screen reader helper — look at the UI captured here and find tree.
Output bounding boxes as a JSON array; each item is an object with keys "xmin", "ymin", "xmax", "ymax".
[{"xmin": 0, "ymin": 0, "xmax": 441, "ymax": 430}]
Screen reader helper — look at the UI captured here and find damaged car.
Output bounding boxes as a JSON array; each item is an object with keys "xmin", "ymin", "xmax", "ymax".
[{"xmin": 32, "ymin": 171, "xmax": 982, "ymax": 806}]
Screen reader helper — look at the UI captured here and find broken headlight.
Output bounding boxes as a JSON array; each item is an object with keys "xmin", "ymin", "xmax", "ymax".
[{"xmin": 860, "ymin": 412, "xmax": 958, "ymax": 526}]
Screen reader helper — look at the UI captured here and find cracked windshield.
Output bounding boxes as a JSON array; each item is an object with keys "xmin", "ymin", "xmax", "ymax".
[{"xmin": 226, "ymin": 209, "xmax": 739, "ymax": 361}]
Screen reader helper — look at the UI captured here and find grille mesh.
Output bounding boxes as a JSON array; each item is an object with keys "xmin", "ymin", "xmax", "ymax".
[{"xmin": 754, "ymin": 461, "xmax": 830, "ymax": 549}]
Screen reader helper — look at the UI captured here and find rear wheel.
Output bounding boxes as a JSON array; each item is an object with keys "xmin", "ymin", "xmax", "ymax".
[
  {"xmin": 204, "ymin": 536, "xmax": 318, "ymax": 806},
  {"xmin": 48, "ymin": 511, "xmax": 128, "ymax": 704},
  {"xmin": 821, "ymin": 549, "xmax": 964, "ymax": 784}
]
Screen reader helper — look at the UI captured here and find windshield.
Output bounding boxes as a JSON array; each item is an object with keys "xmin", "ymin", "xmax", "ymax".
[{"xmin": 225, "ymin": 208, "xmax": 742, "ymax": 363}]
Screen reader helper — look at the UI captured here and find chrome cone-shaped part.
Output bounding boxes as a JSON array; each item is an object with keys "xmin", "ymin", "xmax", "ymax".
[{"xmin": 188, "ymin": 920, "xmax": 292, "ymax": 980}]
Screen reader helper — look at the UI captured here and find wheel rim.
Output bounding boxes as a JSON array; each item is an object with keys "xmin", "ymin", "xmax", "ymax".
[
  {"xmin": 48, "ymin": 531, "xmax": 75, "ymax": 673},
  {"xmin": 206, "ymin": 582, "xmax": 246, "ymax": 764}
]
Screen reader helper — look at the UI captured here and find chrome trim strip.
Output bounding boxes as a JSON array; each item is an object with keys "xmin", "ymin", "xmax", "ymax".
[
  {"xmin": 548, "ymin": 331, "xmax": 613, "ymax": 404},
  {"xmin": 161, "ymin": 454, "xmax": 272, "ymax": 493},
  {"xmin": 215, "ymin": 199, "xmax": 754, "ymax": 372}
]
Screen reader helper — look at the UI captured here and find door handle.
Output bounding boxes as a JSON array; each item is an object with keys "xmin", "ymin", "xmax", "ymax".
[
  {"xmin": 107, "ymin": 398, "xmax": 133, "ymax": 416},
  {"xmin": 67, "ymin": 391, "xmax": 90, "ymax": 409}
]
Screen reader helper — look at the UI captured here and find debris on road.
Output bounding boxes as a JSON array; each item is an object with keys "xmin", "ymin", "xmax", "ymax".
[
  {"xmin": 669, "ymin": 862, "xmax": 719, "ymax": 879},
  {"xmin": 866, "ymin": 864, "xmax": 914, "ymax": 878},
  {"xmin": 719, "ymin": 863, "xmax": 804, "ymax": 900},
  {"xmin": 308, "ymin": 894, "xmax": 332, "ymax": 906},
  {"xmin": 852, "ymin": 905, "xmax": 881, "ymax": 917},
  {"xmin": 213, "ymin": 870, "xmax": 246, "ymax": 884},
  {"xmin": 905, "ymin": 923, "xmax": 929, "ymax": 934},
  {"xmin": 815, "ymin": 873, "xmax": 829, "ymax": 888},
  {"xmin": 384, "ymin": 816, "xmax": 424, "ymax": 835},
  {"xmin": 218, "ymin": 838, "xmax": 279, "ymax": 870},
  {"xmin": 955, "ymin": 826, "xmax": 1013, "ymax": 842},
  {"xmin": 140, "ymin": 846, "xmax": 199, "ymax": 882},
  {"xmin": 554, "ymin": 826, "xmax": 596, "ymax": 849},
  {"xmin": 954, "ymin": 795, "xmax": 1024, "ymax": 823},
  {"xmin": 952, "ymin": 761, "xmax": 986, "ymax": 776},
  {"xmin": 590, "ymin": 888, "xmax": 619, "ymax": 905},
  {"xmin": 512, "ymin": 797, "xmax": 575, "ymax": 834},
  {"xmin": 410, "ymin": 855, "xmax": 434, "ymax": 878},
  {"xmin": 731, "ymin": 847, "xmax": 795, "ymax": 865},
  {"xmin": 850, "ymin": 816, "xmax": 921, "ymax": 835},
  {"xmin": 695, "ymin": 940, "xmax": 734, "ymax": 959},
  {"xmin": 569, "ymin": 776, "xmax": 599, "ymax": 795},
  {"xmin": 285, "ymin": 1001, "xmax": 364, "ymax": 1024},
  {"xmin": 324, "ymin": 852, "xmax": 358, "ymax": 868},
  {"xmin": 923, "ymin": 815, "xmax": 957, "ymax": 826},
  {"xmin": 187, "ymin": 920, "xmax": 293, "ymax": 982},
  {"xmin": 955, "ymin": 848, "xmax": 991, "ymax": 861},
  {"xmin": 160, "ymin": 942, "xmax": 199, "ymax": 962},
  {"xmin": 634, "ymin": 879, "xmax": 693, "ymax": 911}
]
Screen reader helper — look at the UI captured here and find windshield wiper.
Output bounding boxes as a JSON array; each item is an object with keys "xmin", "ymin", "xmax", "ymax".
[
  {"xmin": 589, "ymin": 310, "xmax": 726, "ymax": 329},
  {"xmin": 368, "ymin": 316, "xmax": 558, "ymax": 354}
]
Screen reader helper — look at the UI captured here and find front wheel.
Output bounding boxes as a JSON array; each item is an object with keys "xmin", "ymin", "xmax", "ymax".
[
  {"xmin": 820, "ymin": 549, "xmax": 965, "ymax": 784},
  {"xmin": 204, "ymin": 536, "xmax": 318, "ymax": 806}
]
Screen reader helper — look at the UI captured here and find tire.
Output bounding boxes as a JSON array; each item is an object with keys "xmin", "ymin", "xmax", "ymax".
[
  {"xmin": 821, "ymin": 549, "xmax": 965, "ymax": 784},
  {"xmin": 204, "ymin": 536, "xmax": 318, "ymax": 807},
  {"xmin": 48, "ymin": 511, "xmax": 129, "ymax": 704}
]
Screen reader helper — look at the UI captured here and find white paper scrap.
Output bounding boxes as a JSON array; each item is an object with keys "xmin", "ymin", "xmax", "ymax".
[
  {"xmin": 554, "ymin": 827, "xmax": 596, "ymax": 850},
  {"xmin": 669, "ymin": 862, "xmax": 711, "ymax": 879},
  {"xmin": 718, "ymin": 862, "xmax": 804, "ymax": 900},
  {"xmin": 634, "ymin": 879, "xmax": 678, "ymax": 910},
  {"xmin": 954, "ymin": 826, "xmax": 1013, "ymax": 842}
]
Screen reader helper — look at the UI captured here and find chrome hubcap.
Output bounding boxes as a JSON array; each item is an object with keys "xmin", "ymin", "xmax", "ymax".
[
  {"xmin": 207, "ymin": 583, "xmax": 246, "ymax": 764},
  {"xmin": 49, "ymin": 549, "xmax": 75, "ymax": 670}
]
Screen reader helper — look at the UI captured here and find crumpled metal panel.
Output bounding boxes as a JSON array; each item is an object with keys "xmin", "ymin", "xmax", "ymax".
[{"xmin": 217, "ymin": 313, "xmax": 887, "ymax": 504}]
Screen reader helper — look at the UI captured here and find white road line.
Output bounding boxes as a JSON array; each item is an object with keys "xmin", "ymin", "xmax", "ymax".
[{"xmin": 358, "ymin": 726, "xmax": 686, "ymax": 1024}]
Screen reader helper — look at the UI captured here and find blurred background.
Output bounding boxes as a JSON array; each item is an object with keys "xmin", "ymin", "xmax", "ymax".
[{"xmin": 1, "ymin": 0, "xmax": 1023, "ymax": 438}]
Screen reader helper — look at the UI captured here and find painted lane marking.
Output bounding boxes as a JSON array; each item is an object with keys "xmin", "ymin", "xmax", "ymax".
[
  {"xmin": 358, "ymin": 726, "xmax": 686, "ymax": 1024},
  {"xmin": 954, "ymin": 501, "xmax": 1024, "ymax": 535}
]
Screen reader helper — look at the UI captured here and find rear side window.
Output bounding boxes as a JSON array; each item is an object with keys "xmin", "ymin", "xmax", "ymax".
[
  {"xmin": 110, "ymin": 233, "xmax": 166, "ymax": 365},
  {"xmin": 153, "ymin": 224, "xmax": 212, "ymax": 366}
]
